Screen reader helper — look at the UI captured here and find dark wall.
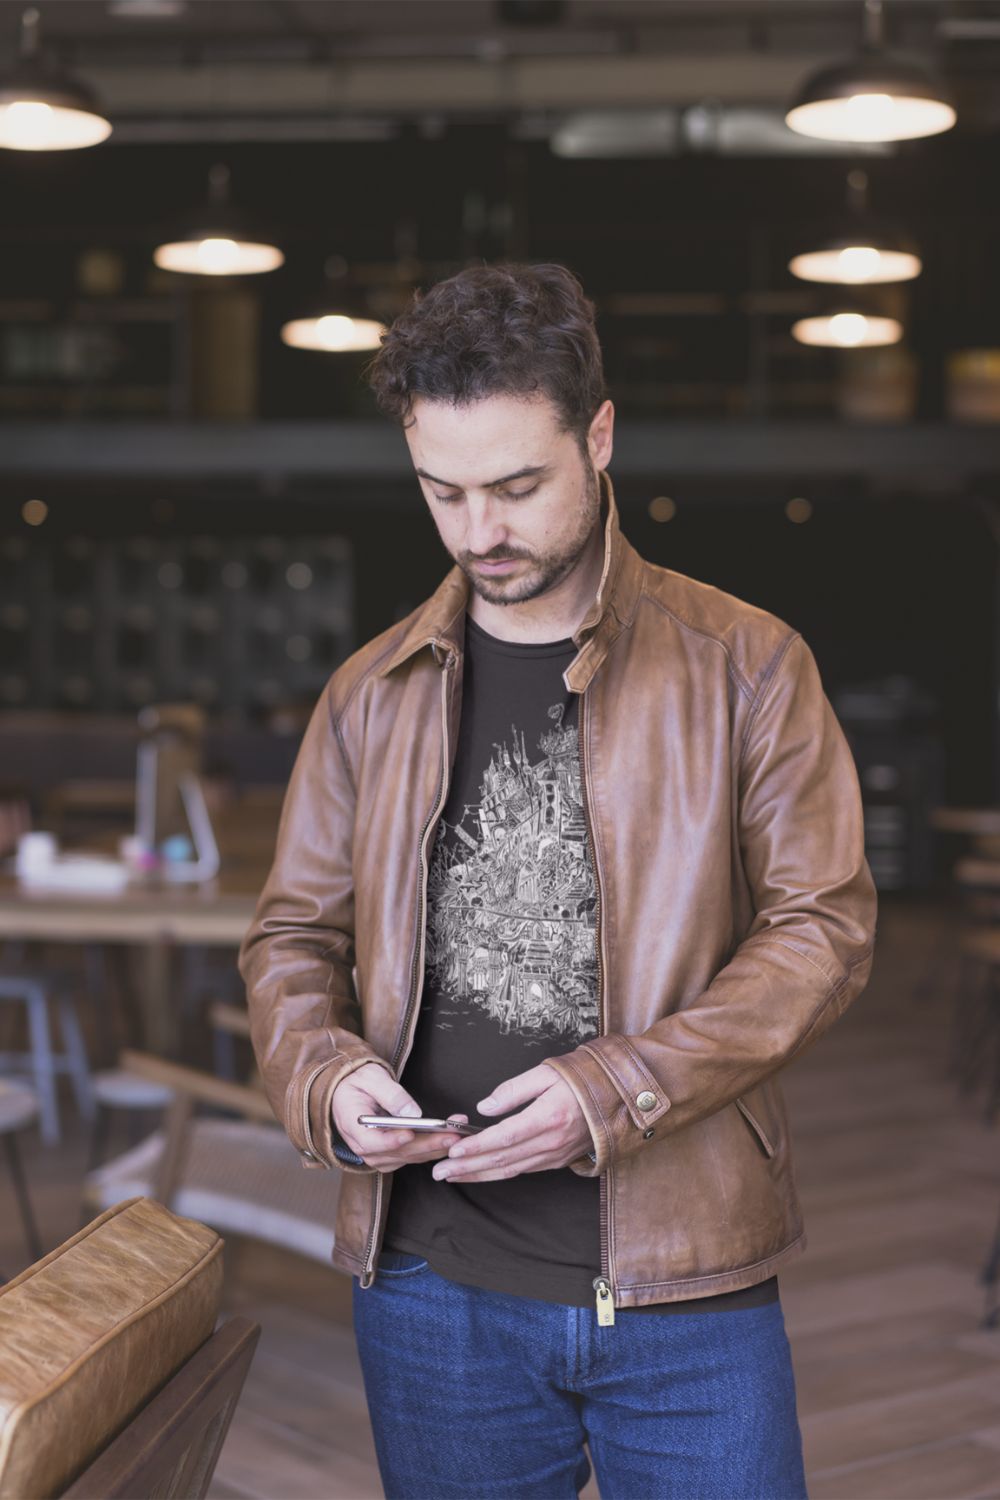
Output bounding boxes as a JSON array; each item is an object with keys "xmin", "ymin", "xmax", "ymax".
[
  {"xmin": 2, "ymin": 128, "xmax": 999, "ymax": 421},
  {"xmin": 0, "ymin": 474, "xmax": 992, "ymax": 801},
  {"xmin": 371, "ymin": 485, "xmax": 994, "ymax": 803}
]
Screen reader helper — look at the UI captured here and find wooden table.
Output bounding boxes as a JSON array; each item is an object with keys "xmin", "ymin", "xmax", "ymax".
[{"xmin": 0, "ymin": 865, "xmax": 265, "ymax": 1056}]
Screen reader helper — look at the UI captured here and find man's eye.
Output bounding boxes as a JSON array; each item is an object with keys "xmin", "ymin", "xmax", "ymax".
[{"xmin": 431, "ymin": 484, "xmax": 538, "ymax": 503}]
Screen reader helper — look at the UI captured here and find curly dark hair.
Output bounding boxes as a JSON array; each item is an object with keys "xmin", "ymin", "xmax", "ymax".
[{"xmin": 363, "ymin": 261, "xmax": 606, "ymax": 452}]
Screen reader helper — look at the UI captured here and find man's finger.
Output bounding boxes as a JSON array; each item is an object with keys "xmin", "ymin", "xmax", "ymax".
[
  {"xmin": 476, "ymin": 1064, "xmax": 555, "ymax": 1116},
  {"xmin": 434, "ymin": 1149, "xmax": 556, "ymax": 1182},
  {"xmin": 352, "ymin": 1126, "xmax": 415, "ymax": 1154},
  {"xmin": 445, "ymin": 1106, "xmax": 554, "ymax": 1164}
]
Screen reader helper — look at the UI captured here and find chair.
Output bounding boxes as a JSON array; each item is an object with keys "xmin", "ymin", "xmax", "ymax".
[
  {"xmin": 62, "ymin": 1314, "xmax": 259, "ymax": 1499},
  {"xmin": 83, "ymin": 1000, "xmax": 253, "ymax": 1188},
  {"xmin": 82, "ymin": 1033, "xmax": 341, "ymax": 1267},
  {"xmin": 0, "ymin": 968, "xmax": 96, "ymax": 1145},
  {"xmin": 0, "ymin": 1194, "xmax": 259, "ymax": 1499},
  {"xmin": 81, "ymin": 1068, "xmax": 176, "ymax": 1225}
]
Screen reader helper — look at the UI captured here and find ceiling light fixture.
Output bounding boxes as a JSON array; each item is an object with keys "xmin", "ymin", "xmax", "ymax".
[
  {"xmin": 281, "ymin": 255, "xmax": 386, "ymax": 353},
  {"xmin": 153, "ymin": 163, "xmax": 284, "ymax": 277},
  {"xmin": 789, "ymin": 169, "xmax": 922, "ymax": 285},
  {"xmin": 791, "ymin": 311, "xmax": 903, "ymax": 348},
  {"xmin": 281, "ymin": 313, "xmax": 386, "ymax": 353},
  {"xmin": 0, "ymin": 7, "xmax": 112, "ymax": 151},
  {"xmin": 786, "ymin": 0, "xmax": 955, "ymax": 143}
]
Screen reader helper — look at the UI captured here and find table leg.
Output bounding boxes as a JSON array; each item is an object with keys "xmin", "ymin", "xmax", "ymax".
[{"xmin": 133, "ymin": 940, "xmax": 177, "ymax": 1057}]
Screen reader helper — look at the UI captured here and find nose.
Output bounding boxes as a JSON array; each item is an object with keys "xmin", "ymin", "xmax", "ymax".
[{"xmin": 464, "ymin": 498, "xmax": 512, "ymax": 559}]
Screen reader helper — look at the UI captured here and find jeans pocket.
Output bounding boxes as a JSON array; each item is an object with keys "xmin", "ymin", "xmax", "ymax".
[{"xmin": 376, "ymin": 1248, "xmax": 431, "ymax": 1278}]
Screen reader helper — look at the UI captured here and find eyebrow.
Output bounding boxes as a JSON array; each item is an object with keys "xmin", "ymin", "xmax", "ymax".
[{"xmin": 415, "ymin": 464, "xmax": 550, "ymax": 490}]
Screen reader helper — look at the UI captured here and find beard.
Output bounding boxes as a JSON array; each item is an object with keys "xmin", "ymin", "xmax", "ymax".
[{"xmin": 457, "ymin": 460, "xmax": 603, "ymax": 607}]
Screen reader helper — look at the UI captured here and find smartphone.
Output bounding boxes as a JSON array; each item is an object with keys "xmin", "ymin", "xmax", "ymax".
[{"xmin": 357, "ymin": 1114, "xmax": 483, "ymax": 1135}]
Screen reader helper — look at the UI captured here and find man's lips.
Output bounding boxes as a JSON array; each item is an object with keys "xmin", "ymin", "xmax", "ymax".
[{"xmin": 474, "ymin": 557, "xmax": 523, "ymax": 573}]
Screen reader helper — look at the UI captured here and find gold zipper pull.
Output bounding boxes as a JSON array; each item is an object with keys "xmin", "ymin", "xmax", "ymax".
[{"xmin": 593, "ymin": 1276, "xmax": 615, "ymax": 1326}]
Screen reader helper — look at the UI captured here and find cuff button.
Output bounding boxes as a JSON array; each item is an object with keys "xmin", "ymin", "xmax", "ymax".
[{"xmin": 637, "ymin": 1091, "xmax": 657, "ymax": 1112}]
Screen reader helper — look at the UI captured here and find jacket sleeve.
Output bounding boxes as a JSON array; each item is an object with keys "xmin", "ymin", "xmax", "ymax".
[
  {"xmin": 544, "ymin": 632, "xmax": 878, "ymax": 1177},
  {"xmin": 237, "ymin": 678, "xmax": 393, "ymax": 1174}
]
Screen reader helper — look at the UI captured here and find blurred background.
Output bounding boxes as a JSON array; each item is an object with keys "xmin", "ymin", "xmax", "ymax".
[{"xmin": 0, "ymin": 4, "xmax": 999, "ymax": 1498}]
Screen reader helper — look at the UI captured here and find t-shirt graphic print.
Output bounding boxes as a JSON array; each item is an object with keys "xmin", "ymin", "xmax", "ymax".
[{"xmin": 424, "ymin": 699, "xmax": 599, "ymax": 1051}]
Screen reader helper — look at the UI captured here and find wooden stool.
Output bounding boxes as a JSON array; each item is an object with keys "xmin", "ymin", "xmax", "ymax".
[
  {"xmin": 0, "ymin": 1079, "xmax": 43, "ymax": 1268},
  {"xmin": 84, "ymin": 1067, "xmax": 175, "ymax": 1172}
]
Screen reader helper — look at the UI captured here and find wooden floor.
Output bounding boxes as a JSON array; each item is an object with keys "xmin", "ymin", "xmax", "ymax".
[{"xmin": 2, "ymin": 891, "xmax": 999, "ymax": 1500}]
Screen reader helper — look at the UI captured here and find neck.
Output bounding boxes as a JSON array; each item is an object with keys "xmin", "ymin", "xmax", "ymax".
[{"xmin": 466, "ymin": 513, "xmax": 606, "ymax": 645}]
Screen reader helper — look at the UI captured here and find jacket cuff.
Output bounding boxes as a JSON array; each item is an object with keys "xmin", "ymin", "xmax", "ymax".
[
  {"xmin": 287, "ymin": 1049, "xmax": 396, "ymax": 1174},
  {"xmin": 544, "ymin": 1037, "xmax": 672, "ymax": 1175}
]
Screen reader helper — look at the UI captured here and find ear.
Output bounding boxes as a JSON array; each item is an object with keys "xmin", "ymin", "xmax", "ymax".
[{"xmin": 588, "ymin": 398, "xmax": 614, "ymax": 470}]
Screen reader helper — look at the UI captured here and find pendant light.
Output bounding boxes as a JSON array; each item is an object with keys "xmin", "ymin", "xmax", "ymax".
[
  {"xmin": 281, "ymin": 312, "xmax": 385, "ymax": 353},
  {"xmin": 786, "ymin": 0, "xmax": 955, "ymax": 143},
  {"xmin": 281, "ymin": 255, "xmax": 387, "ymax": 353},
  {"xmin": 0, "ymin": 7, "xmax": 112, "ymax": 151},
  {"xmin": 153, "ymin": 163, "xmax": 284, "ymax": 277},
  {"xmin": 789, "ymin": 169, "xmax": 922, "ymax": 285},
  {"xmin": 791, "ymin": 310, "xmax": 903, "ymax": 348}
]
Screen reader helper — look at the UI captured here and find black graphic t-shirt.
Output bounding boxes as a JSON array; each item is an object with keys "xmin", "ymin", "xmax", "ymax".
[{"xmin": 383, "ymin": 612, "xmax": 778, "ymax": 1314}]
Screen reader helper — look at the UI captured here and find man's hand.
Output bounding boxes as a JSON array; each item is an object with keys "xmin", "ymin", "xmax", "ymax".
[
  {"xmin": 331, "ymin": 1062, "xmax": 469, "ymax": 1172},
  {"xmin": 430, "ymin": 1063, "xmax": 593, "ymax": 1183}
]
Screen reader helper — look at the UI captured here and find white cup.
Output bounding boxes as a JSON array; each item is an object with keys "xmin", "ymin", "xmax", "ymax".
[{"xmin": 16, "ymin": 831, "xmax": 58, "ymax": 878}]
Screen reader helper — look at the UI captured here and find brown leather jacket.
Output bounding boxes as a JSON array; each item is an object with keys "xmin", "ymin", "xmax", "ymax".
[{"xmin": 238, "ymin": 468, "xmax": 877, "ymax": 1311}]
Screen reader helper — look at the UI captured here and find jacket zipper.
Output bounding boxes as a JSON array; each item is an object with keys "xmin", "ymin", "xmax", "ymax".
[
  {"xmin": 580, "ymin": 684, "xmax": 614, "ymax": 1326},
  {"xmin": 358, "ymin": 645, "xmax": 455, "ymax": 1288}
]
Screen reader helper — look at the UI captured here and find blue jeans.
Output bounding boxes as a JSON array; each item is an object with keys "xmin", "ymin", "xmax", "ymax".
[{"xmin": 352, "ymin": 1249, "xmax": 809, "ymax": 1500}]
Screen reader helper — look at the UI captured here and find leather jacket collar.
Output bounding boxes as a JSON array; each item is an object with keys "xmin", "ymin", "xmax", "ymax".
[{"xmin": 375, "ymin": 468, "xmax": 644, "ymax": 693}]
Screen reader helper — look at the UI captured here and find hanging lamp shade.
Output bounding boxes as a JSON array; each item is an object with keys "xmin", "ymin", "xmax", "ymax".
[
  {"xmin": 281, "ymin": 311, "xmax": 385, "ymax": 353},
  {"xmin": 790, "ymin": 215, "xmax": 922, "ymax": 284},
  {"xmin": 789, "ymin": 230, "xmax": 921, "ymax": 285},
  {"xmin": 785, "ymin": 0, "xmax": 955, "ymax": 143},
  {"xmin": 789, "ymin": 169, "xmax": 922, "ymax": 286},
  {"xmin": 0, "ymin": 7, "xmax": 111, "ymax": 151},
  {"xmin": 153, "ymin": 163, "xmax": 284, "ymax": 277},
  {"xmin": 785, "ymin": 56, "xmax": 955, "ymax": 142},
  {"xmin": 280, "ymin": 256, "xmax": 386, "ymax": 352},
  {"xmin": 791, "ymin": 309, "xmax": 903, "ymax": 347}
]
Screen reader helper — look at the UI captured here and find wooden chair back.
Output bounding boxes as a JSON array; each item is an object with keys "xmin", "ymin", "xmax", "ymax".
[{"xmin": 61, "ymin": 1315, "xmax": 259, "ymax": 1499}]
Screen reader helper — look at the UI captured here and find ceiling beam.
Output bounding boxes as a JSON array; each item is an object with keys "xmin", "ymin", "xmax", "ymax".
[
  {"xmin": 4, "ymin": 421, "xmax": 999, "ymax": 494},
  {"xmin": 75, "ymin": 51, "xmax": 840, "ymax": 116}
]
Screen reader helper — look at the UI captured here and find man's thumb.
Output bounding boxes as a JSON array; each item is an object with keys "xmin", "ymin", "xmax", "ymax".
[{"xmin": 366, "ymin": 1072, "xmax": 422, "ymax": 1118}]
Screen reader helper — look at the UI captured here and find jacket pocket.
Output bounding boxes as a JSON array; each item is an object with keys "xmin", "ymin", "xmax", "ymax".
[{"xmin": 734, "ymin": 1095, "xmax": 776, "ymax": 1158}]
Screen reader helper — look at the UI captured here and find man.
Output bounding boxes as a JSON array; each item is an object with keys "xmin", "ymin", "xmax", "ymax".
[{"xmin": 239, "ymin": 261, "xmax": 877, "ymax": 1499}]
